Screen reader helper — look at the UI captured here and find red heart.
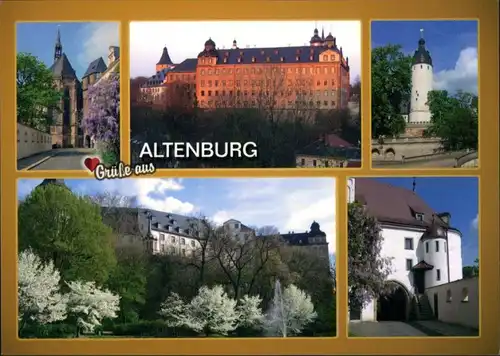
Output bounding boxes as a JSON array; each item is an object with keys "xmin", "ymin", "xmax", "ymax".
[{"xmin": 84, "ymin": 157, "xmax": 100, "ymax": 172}]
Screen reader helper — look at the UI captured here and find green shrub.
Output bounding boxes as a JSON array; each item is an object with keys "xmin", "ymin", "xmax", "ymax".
[{"xmin": 20, "ymin": 323, "xmax": 75, "ymax": 338}]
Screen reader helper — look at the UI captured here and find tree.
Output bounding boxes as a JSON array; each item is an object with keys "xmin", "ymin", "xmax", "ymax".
[
  {"xmin": 263, "ymin": 281, "xmax": 317, "ymax": 337},
  {"xmin": 16, "ymin": 53, "xmax": 61, "ymax": 131},
  {"xmin": 81, "ymin": 71, "xmax": 120, "ymax": 164},
  {"xmin": 66, "ymin": 280, "xmax": 120, "ymax": 336},
  {"xmin": 426, "ymin": 90, "xmax": 478, "ymax": 151},
  {"xmin": 158, "ymin": 292, "xmax": 188, "ymax": 328},
  {"xmin": 18, "ymin": 183, "xmax": 117, "ymax": 285},
  {"xmin": 183, "ymin": 285, "xmax": 239, "ymax": 336},
  {"xmin": 347, "ymin": 202, "xmax": 392, "ymax": 314},
  {"xmin": 462, "ymin": 258, "xmax": 479, "ymax": 279},
  {"xmin": 236, "ymin": 295, "xmax": 264, "ymax": 329},
  {"xmin": 18, "ymin": 249, "xmax": 67, "ymax": 330},
  {"xmin": 371, "ymin": 45, "xmax": 412, "ymax": 138}
]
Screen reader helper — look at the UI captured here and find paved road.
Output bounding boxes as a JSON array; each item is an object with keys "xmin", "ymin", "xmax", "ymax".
[
  {"xmin": 18, "ymin": 148, "xmax": 97, "ymax": 171},
  {"xmin": 350, "ymin": 321, "xmax": 427, "ymax": 337}
]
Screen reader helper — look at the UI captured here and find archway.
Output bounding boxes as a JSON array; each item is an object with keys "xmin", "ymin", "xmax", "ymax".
[
  {"xmin": 377, "ymin": 281, "xmax": 410, "ymax": 321},
  {"xmin": 371, "ymin": 148, "xmax": 380, "ymax": 158},
  {"xmin": 384, "ymin": 148, "xmax": 395, "ymax": 159}
]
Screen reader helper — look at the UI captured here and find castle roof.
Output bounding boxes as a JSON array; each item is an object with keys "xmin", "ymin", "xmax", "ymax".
[
  {"xmin": 194, "ymin": 44, "xmax": 348, "ymax": 70},
  {"xmin": 280, "ymin": 221, "xmax": 327, "ymax": 246},
  {"xmin": 37, "ymin": 179, "xmax": 70, "ymax": 191},
  {"xmin": 170, "ymin": 58, "xmax": 198, "ymax": 73},
  {"xmin": 50, "ymin": 53, "xmax": 78, "ymax": 79},
  {"xmin": 354, "ymin": 179, "xmax": 458, "ymax": 232},
  {"xmin": 83, "ymin": 57, "xmax": 108, "ymax": 78},
  {"xmin": 157, "ymin": 46, "xmax": 173, "ymax": 65},
  {"xmin": 412, "ymin": 37, "xmax": 433, "ymax": 66}
]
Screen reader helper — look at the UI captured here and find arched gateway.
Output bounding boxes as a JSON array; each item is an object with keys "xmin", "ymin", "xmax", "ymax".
[{"xmin": 376, "ymin": 280, "xmax": 412, "ymax": 321}]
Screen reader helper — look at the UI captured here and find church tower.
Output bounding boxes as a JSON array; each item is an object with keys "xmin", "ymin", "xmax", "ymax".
[
  {"xmin": 409, "ymin": 29, "xmax": 433, "ymax": 125},
  {"xmin": 54, "ymin": 27, "xmax": 62, "ymax": 63}
]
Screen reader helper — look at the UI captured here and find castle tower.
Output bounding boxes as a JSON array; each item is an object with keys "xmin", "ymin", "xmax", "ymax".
[
  {"xmin": 420, "ymin": 216, "xmax": 450, "ymax": 289},
  {"xmin": 156, "ymin": 46, "xmax": 174, "ymax": 72},
  {"xmin": 347, "ymin": 178, "xmax": 355, "ymax": 203},
  {"xmin": 54, "ymin": 27, "xmax": 62, "ymax": 63},
  {"xmin": 409, "ymin": 29, "xmax": 433, "ymax": 125}
]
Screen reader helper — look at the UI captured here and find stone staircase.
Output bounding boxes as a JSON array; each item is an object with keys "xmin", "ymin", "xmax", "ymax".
[{"xmin": 415, "ymin": 294, "xmax": 434, "ymax": 320}]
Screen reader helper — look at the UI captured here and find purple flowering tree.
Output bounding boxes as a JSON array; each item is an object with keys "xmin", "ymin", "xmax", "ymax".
[{"xmin": 82, "ymin": 71, "xmax": 120, "ymax": 164}]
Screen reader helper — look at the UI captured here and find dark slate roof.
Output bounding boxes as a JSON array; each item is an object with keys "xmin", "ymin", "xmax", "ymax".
[
  {"xmin": 280, "ymin": 221, "xmax": 327, "ymax": 246},
  {"xmin": 354, "ymin": 179, "xmax": 458, "ymax": 231},
  {"xmin": 297, "ymin": 140, "xmax": 361, "ymax": 159},
  {"xmin": 195, "ymin": 44, "xmax": 349, "ymax": 69},
  {"xmin": 170, "ymin": 58, "xmax": 198, "ymax": 73},
  {"xmin": 411, "ymin": 260, "xmax": 434, "ymax": 270},
  {"xmin": 83, "ymin": 57, "xmax": 108, "ymax": 78},
  {"xmin": 157, "ymin": 46, "xmax": 173, "ymax": 65},
  {"xmin": 412, "ymin": 38, "xmax": 432, "ymax": 66},
  {"xmin": 137, "ymin": 208, "xmax": 204, "ymax": 238},
  {"xmin": 142, "ymin": 68, "xmax": 170, "ymax": 87},
  {"xmin": 50, "ymin": 53, "xmax": 77, "ymax": 79}
]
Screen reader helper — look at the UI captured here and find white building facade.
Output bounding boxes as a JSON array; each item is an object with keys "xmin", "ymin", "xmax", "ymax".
[
  {"xmin": 409, "ymin": 29, "xmax": 434, "ymax": 125},
  {"xmin": 347, "ymin": 178, "xmax": 463, "ymax": 322}
]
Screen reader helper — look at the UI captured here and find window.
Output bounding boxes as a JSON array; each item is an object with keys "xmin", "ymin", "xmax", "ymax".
[
  {"xmin": 435, "ymin": 241, "xmax": 440, "ymax": 252},
  {"xmin": 461, "ymin": 287, "xmax": 469, "ymax": 302},
  {"xmin": 182, "ymin": 249, "xmax": 186, "ymax": 256},
  {"xmin": 181, "ymin": 238, "xmax": 186, "ymax": 245},
  {"xmin": 404, "ymin": 238, "xmax": 414, "ymax": 250},
  {"xmin": 444, "ymin": 242, "xmax": 447, "ymax": 252},
  {"xmin": 323, "ymin": 55, "xmax": 327, "ymax": 61},
  {"xmin": 234, "ymin": 223, "xmax": 240, "ymax": 229},
  {"xmin": 191, "ymin": 240, "xmax": 196, "ymax": 247},
  {"xmin": 425, "ymin": 241, "xmax": 429, "ymax": 253},
  {"xmin": 436, "ymin": 269, "xmax": 441, "ymax": 281},
  {"xmin": 301, "ymin": 158, "xmax": 305, "ymax": 166},
  {"xmin": 159, "ymin": 233, "xmax": 165, "ymax": 241},
  {"xmin": 171, "ymin": 236, "xmax": 176, "ymax": 243},
  {"xmin": 313, "ymin": 160, "xmax": 317, "ymax": 167},
  {"xmin": 415, "ymin": 213, "xmax": 424, "ymax": 221},
  {"xmin": 406, "ymin": 259, "xmax": 413, "ymax": 271},
  {"xmin": 446, "ymin": 289, "xmax": 452, "ymax": 302}
]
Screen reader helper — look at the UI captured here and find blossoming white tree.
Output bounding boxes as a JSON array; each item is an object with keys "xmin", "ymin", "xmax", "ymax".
[
  {"xmin": 264, "ymin": 281, "xmax": 317, "ymax": 337},
  {"xmin": 18, "ymin": 249, "xmax": 67, "ymax": 329},
  {"xmin": 158, "ymin": 292, "xmax": 187, "ymax": 328},
  {"xmin": 66, "ymin": 281, "xmax": 120, "ymax": 335},
  {"xmin": 237, "ymin": 295, "xmax": 264, "ymax": 329}
]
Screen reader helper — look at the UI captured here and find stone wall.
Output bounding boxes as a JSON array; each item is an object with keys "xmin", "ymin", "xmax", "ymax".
[
  {"xmin": 371, "ymin": 137, "xmax": 442, "ymax": 161},
  {"xmin": 425, "ymin": 276, "xmax": 479, "ymax": 329},
  {"xmin": 17, "ymin": 123, "xmax": 52, "ymax": 159}
]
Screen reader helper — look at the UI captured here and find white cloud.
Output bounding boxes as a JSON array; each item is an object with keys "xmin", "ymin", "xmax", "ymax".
[
  {"xmin": 130, "ymin": 21, "xmax": 361, "ymax": 84},
  {"xmin": 77, "ymin": 22, "xmax": 120, "ymax": 71},
  {"xmin": 471, "ymin": 214, "xmax": 478, "ymax": 229},
  {"xmin": 433, "ymin": 47, "xmax": 478, "ymax": 94},
  {"xmin": 211, "ymin": 178, "xmax": 337, "ymax": 255}
]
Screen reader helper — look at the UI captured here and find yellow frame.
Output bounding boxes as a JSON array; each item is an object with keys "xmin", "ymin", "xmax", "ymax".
[{"xmin": 1, "ymin": 0, "xmax": 498, "ymax": 354}]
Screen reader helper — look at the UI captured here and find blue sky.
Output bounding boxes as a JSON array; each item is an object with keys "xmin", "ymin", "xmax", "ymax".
[
  {"xmin": 17, "ymin": 178, "xmax": 337, "ymax": 256},
  {"xmin": 16, "ymin": 22, "xmax": 120, "ymax": 79},
  {"xmin": 371, "ymin": 20, "xmax": 478, "ymax": 94},
  {"xmin": 373, "ymin": 177, "xmax": 479, "ymax": 266}
]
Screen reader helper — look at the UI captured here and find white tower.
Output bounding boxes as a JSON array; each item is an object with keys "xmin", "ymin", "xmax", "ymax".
[
  {"xmin": 409, "ymin": 29, "xmax": 433, "ymax": 125},
  {"xmin": 420, "ymin": 217, "xmax": 449, "ymax": 289},
  {"xmin": 347, "ymin": 178, "xmax": 355, "ymax": 203}
]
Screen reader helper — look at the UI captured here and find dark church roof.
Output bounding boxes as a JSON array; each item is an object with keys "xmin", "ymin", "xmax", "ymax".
[
  {"xmin": 157, "ymin": 46, "xmax": 173, "ymax": 65},
  {"xmin": 412, "ymin": 37, "xmax": 433, "ymax": 66},
  {"xmin": 83, "ymin": 57, "xmax": 108, "ymax": 78},
  {"xmin": 354, "ymin": 179, "xmax": 458, "ymax": 232},
  {"xmin": 50, "ymin": 53, "xmax": 78, "ymax": 79},
  {"xmin": 171, "ymin": 58, "xmax": 198, "ymax": 73}
]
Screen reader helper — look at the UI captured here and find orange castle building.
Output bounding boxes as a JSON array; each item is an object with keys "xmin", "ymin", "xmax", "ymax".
[{"xmin": 140, "ymin": 27, "xmax": 351, "ymax": 111}]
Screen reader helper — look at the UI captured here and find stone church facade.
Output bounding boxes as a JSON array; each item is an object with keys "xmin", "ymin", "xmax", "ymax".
[{"xmin": 49, "ymin": 28, "xmax": 120, "ymax": 148}]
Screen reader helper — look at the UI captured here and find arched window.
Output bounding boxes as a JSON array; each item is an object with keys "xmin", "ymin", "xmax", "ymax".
[
  {"xmin": 446, "ymin": 289, "xmax": 452, "ymax": 303},
  {"xmin": 461, "ymin": 287, "xmax": 469, "ymax": 303}
]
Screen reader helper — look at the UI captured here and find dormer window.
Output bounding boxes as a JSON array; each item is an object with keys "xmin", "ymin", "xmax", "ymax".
[
  {"xmin": 280, "ymin": 57, "xmax": 284, "ymax": 62},
  {"xmin": 252, "ymin": 57, "xmax": 256, "ymax": 62},
  {"xmin": 415, "ymin": 213, "xmax": 424, "ymax": 221},
  {"xmin": 237, "ymin": 58, "xmax": 241, "ymax": 63},
  {"xmin": 309, "ymin": 55, "xmax": 313, "ymax": 61},
  {"xmin": 296, "ymin": 56, "xmax": 300, "ymax": 61},
  {"xmin": 223, "ymin": 58, "xmax": 227, "ymax": 63},
  {"xmin": 260, "ymin": 50, "xmax": 265, "ymax": 55},
  {"xmin": 266, "ymin": 57, "xmax": 270, "ymax": 62}
]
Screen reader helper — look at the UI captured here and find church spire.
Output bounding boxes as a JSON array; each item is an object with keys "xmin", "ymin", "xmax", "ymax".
[{"xmin": 54, "ymin": 26, "xmax": 62, "ymax": 63}]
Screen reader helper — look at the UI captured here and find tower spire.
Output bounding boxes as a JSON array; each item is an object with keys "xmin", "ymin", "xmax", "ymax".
[
  {"xmin": 420, "ymin": 28, "xmax": 424, "ymax": 39},
  {"xmin": 54, "ymin": 25, "xmax": 62, "ymax": 63}
]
